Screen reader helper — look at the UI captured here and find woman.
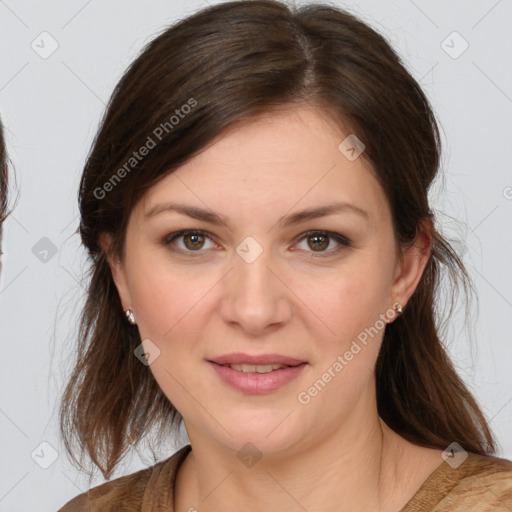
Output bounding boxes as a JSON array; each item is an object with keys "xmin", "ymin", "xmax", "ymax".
[{"xmin": 58, "ymin": 1, "xmax": 512, "ymax": 510}]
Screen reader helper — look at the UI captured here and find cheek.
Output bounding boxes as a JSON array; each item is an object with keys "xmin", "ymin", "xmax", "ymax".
[
  {"xmin": 128, "ymin": 265, "xmax": 211, "ymax": 408},
  {"xmin": 130, "ymin": 273, "xmax": 198, "ymax": 339},
  {"xmin": 127, "ymin": 251, "xmax": 224, "ymax": 344},
  {"xmin": 297, "ymin": 262, "xmax": 390, "ymax": 341},
  {"xmin": 130, "ymin": 274, "xmax": 174, "ymax": 336},
  {"xmin": 295, "ymin": 271, "xmax": 389, "ymax": 410},
  {"xmin": 124, "ymin": 246, "xmax": 183, "ymax": 334}
]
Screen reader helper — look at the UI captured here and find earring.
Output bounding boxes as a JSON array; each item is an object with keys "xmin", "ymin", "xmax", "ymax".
[
  {"xmin": 125, "ymin": 309, "xmax": 136, "ymax": 325},
  {"xmin": 395, "ymin": 303, "xmax": 403, "ymax": 315}
]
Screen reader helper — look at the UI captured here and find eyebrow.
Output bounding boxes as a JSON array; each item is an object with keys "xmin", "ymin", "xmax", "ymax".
[{"xmin": 144, "ymin": 201, "xmax": 370, "ymax": 228}]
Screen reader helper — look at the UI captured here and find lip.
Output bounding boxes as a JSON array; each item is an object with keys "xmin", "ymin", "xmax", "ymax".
[
  {"xmin": 208, "ymin": 353, "xmax": 307, "ymax": 366},
  {"xmin": 208, "ymin": 361, "xmax": 307, "ymax": 394}
]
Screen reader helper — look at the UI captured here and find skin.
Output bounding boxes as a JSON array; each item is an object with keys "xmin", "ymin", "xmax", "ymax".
[{"xmin": 101, "ymin": 105, "xmax": 443, "ymax": 512}]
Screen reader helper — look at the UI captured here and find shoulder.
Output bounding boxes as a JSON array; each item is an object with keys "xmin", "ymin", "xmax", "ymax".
[
  {"xmin": 57, "ymin": 445, "xmax": 191, "ymax": 511},
  {"xmin": 57, "ymin": 461, "xmax": 159, "ymax": 512},
  {"xmin": 404, "ymin": 452, "xmax": 512, "ymax": 511},
  {"xmin": 440, "ymin": 453, "xmax": 512, "ymax": 508}
]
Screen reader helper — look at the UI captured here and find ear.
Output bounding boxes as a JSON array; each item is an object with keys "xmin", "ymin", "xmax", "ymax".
[
  {"xmin": 98, "ymin": 232, "xmax": 131, "ymax": 310},
  {"xmin": 390, "ymin": 218, "xmax": 433, "ymax": 312}
]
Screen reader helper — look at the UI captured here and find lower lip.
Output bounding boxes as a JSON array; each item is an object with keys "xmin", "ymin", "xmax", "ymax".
[{"xmin": 208, "ymin": 362, "xmax": 307, "ymax": 394}]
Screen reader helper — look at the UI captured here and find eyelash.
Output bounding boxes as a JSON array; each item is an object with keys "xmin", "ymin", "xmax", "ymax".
[{"xmin": 162, "ymin": 229, "xmax": 352, "ymax": 257}]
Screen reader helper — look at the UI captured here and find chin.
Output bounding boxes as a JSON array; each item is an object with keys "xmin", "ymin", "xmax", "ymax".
[{"xmin": 215, "ymin": 413, "xmax": 303, "ymax": 456}]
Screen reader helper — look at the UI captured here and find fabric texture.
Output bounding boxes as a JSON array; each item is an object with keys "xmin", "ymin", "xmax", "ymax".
[{"xmin": 58, "ymin": 445, "xmax": 512, "ymax": 511}]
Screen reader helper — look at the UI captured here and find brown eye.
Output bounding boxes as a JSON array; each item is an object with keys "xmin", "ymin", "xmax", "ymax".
[
  {"xmin": 183, "ymin": 232, "xmax": 205, "ymax": 250},
  {"xmin": 307, "ymin": 234, "xmax": 329, "ymax": 251},
  {"xmin": 163, "ymin": 229, "xmax": 216, "ymax": 254},
  {"xmin": 294, "ymin": 230, "xmax": 352, "ymax": 257}
]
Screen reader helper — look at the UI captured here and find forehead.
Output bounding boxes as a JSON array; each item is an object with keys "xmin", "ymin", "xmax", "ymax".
[{"xmin": 137, "ymin": 106, "xmax": 389, "ymax": 226}]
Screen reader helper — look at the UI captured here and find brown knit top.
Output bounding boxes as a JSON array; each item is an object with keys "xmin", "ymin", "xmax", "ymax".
[{"xmin": 58, "ymin": 444, "xmax": 512, "ymax": 511}]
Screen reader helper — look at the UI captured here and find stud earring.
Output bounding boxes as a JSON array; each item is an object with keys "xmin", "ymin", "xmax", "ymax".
[
  {"xmin": 125, "ymin": 309, "xmax": 136, "ymax": 325},
  {"xmin": 395, "ymin": 303, "xmax": 403, "ymax": 315}
]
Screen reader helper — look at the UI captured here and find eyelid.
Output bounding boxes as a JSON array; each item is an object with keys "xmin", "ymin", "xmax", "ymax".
[{"xmin": 163, "ymin": 229, "xmax": 352, "ymax": 256}]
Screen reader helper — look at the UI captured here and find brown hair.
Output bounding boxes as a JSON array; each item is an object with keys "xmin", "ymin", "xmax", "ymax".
[
  {"xmin": 0, "ymin": 117, "xmax": 9, "ymax": 246},
  {"xmin": 59, "ymin": 0, "xmax": 495, "ymax": 479}
]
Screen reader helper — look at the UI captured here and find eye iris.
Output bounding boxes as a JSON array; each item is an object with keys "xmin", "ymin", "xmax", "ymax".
[
  {"xmin": 308, "ymin": 234, "xmax": 328, "ymax": 251},
  {"xmin": 184, "ymin": 233, "xmax": 204, "ymax": 250}
]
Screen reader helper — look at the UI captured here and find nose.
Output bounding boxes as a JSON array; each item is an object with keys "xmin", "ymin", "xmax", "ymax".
[{"xmin": 219, "ymin": 243, "xmax": 293, "ymax": 336}]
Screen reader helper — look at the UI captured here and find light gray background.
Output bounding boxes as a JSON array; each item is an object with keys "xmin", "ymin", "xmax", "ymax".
[{"xmin": 0, "ymin": 0, "xmax": 511, "ymax": 510}]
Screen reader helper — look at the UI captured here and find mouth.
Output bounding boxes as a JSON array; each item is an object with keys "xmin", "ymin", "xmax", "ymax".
[
  {"xmin": 208, "ymin": 360, "xmax": 308, "ymax": 394},
  {"xmin": 212, "ymin": 362, "xmax": 303, "ymax": 374},
  {"xmin": 208, "ymin": 353, "xmax": 307, "ymax": 369}
]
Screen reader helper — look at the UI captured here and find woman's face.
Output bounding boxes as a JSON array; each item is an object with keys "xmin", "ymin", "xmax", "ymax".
[{"xmin": 103, "ymin": 106, "xmax": 428, "ymax": 457}]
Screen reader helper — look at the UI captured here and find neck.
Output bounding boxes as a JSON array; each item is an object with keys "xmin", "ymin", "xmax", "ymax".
[{"xmin": 173, "ymin": 401, "xmax": 433, "ymax": 512}]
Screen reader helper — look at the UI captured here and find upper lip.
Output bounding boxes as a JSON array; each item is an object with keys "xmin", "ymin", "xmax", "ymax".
[{"xmin": 208, "ymin": 353, "xmax": 307, "ymax": 366}]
